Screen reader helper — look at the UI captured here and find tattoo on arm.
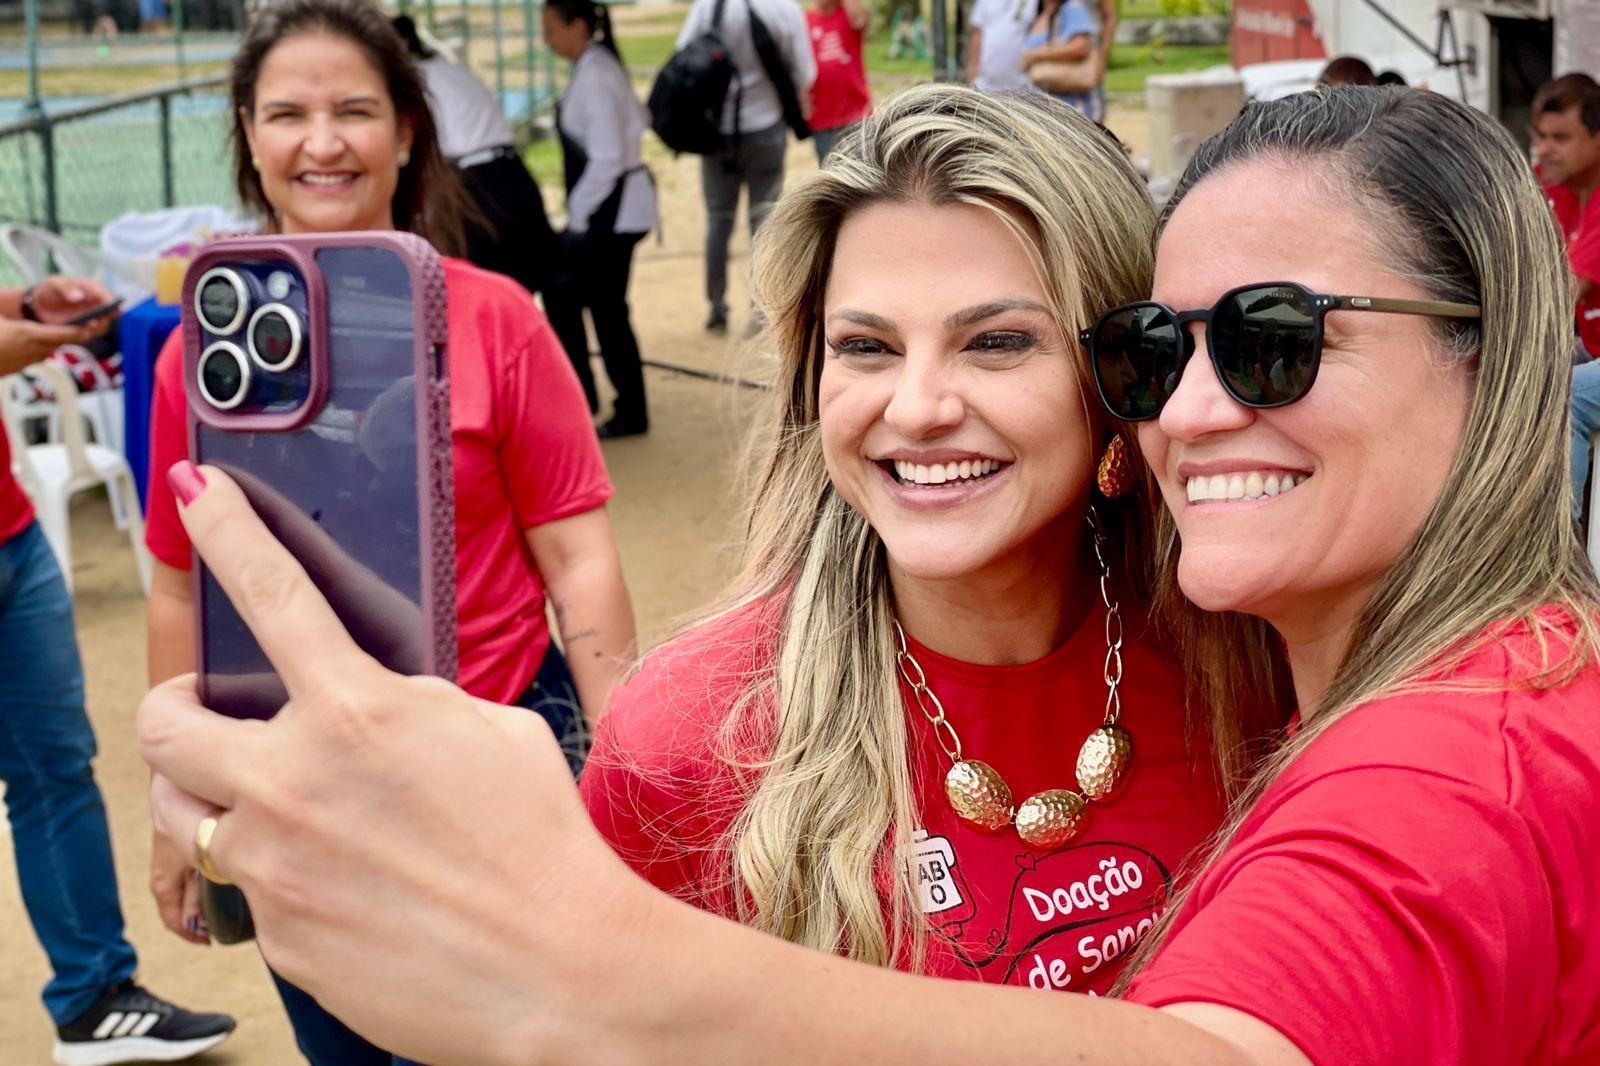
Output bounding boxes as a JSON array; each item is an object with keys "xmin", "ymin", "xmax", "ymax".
[{"xmin": 563, "ymin": 627, "xmax": 600, "ymax": 646}]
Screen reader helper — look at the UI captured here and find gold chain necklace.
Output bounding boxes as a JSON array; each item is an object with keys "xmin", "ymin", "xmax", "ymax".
[{"xmin": 893, "ymin": 510, "xmax": 1133, "ymax": 851}]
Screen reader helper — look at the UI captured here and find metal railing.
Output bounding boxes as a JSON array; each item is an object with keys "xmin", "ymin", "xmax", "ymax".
[{"xmin": 0, "ymin": 75, "xmax": 232, "ymax": 240}]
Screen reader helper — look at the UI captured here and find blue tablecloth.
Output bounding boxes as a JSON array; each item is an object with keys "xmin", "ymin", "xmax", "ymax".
[{"xmin": 119, "ymin": 297, "xmax": 182, "ymax": 512}]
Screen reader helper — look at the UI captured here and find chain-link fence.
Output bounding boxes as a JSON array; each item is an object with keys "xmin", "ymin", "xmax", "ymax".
[{"xmin": 0, "ymin": 78, "xmax": 232, "ymax": 242}]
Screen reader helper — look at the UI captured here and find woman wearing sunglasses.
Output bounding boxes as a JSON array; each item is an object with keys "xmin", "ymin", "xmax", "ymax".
[{"xmin": 140, "ymin": 85, "xmax": 1600, "ymax": 1066}]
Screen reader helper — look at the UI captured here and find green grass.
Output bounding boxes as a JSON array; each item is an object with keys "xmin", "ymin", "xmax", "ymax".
[
  {"xmin": 521, "ymin": 135, "xmax": 564, "ymax": 189},
  {"xmin": 562, "ymin": 14, "xmax": 1228, "ymax": 94},
  {"xmin": 1104, "ymin": 42, "xmax": 1230, "ymax": 93},
  {"xmin": 0, "ymin": 61, "xmax": 230, "ymax": 99},
  {"xmin": 1116, "ymin": 0, "xmax": 1230, "ymax": 17},
  {"xmin": 613, "ymin": 33, "xmax": 681, "ymax": 73}
]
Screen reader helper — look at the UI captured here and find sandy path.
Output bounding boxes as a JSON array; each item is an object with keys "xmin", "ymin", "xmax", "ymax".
[{"xmin": 0, "ymin": 96, "xmax": 1145, "ymax": 1064}]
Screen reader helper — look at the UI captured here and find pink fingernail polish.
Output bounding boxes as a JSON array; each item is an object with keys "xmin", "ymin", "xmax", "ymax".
[{"xmin": 168, "ymin": 461, "xmax": 207, "ymax": 507}]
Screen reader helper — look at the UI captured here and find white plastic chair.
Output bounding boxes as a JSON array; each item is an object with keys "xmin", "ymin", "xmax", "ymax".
[
  {"xmin": 0, "ymin": 364, "xmax": 150, "ymax": 595},
  {"xmin": 20, "ymin": 350, "xmax": 127, "ymax": 456},
  {"xmin": 0, "ymin": 224, "xmax": 131, "ymax": 524},
  {"xmin": 0, "ymin": 222, "xmax": 107, "ymax": 282},
  {"xmin": 16, "ymin": 354, "xmax": 130, "ymax": 530}
]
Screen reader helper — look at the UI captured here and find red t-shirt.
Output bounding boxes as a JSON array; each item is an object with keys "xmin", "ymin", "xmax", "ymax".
[
  {"xmin": 582, "ymin": 596, "xmax": 1227, "ymax": 995},
  {"xmin": 0, "ymin": 439, "xmax": 33, "ymax": 546},
  {"xmin": 1547, "ymin": 182, "xmax": 1600, "ymax": 355},
  {"xmin": 806, "ymin": 7, "xmax": 871, "ymax": 133},
  {"xmin": 1126, "ymin": 614, "xmax": 1600, "ymax": 1064},
  {"xmin": 145, "ymin": 256, "xmax": 612, "ymax": 703}
]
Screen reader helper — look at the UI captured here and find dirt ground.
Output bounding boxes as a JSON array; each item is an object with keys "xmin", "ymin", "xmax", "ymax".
[{"xmin": 0, "ymin": 97, "xmax": 1147, "ymax": 1064}]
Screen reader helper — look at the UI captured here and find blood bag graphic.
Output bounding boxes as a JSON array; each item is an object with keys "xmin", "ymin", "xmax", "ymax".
[{"xmin": 913, "ymin": 828, "xmax": 976, "ymax": 926}]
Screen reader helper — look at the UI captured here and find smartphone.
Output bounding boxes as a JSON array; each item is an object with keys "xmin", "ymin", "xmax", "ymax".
[
  {"xmin": 64, "ymin": 298, "xmax": 122, "ymax": 326},
  {"xmin": 180, "ymin": 233, "xmax": 457, "ymax": 941}
]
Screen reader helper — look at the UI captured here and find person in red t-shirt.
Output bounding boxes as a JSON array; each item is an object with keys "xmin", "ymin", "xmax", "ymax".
[
  {"xmin": 141, "ymin": 2, "xmax": 635, "ymax": 1063},
  {"xmin": 578, "ymin": 88, "xmax": 1280, "ymax": 996},
  {"xmin": 1532, "ymin": 73, "xmax": 1600, "ymax": 518},
  {"xmin": 134, "ymin": 88, "xmax": 1600, "ymax": 1066},
  {"xmin": 805, "ymin": 0, "xmax": 871, "ymax": 165},
  {"xmin": 0, "ymin": 278, "xmax": 238, "ymax": 1063}
]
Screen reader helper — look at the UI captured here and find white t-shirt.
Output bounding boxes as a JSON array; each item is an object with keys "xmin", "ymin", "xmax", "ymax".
[
  {"xmin": 675, "ymin": 0, "xmax": 817, "ymax": 135},
  {"xmin": 559, "ymin": 45, "xmax": 657, "ymax": 235},
  {"xmin": 422, "ymin": 56, "xmax": 515, "ymax": 160},
  {"xmin": 969, "ymin": 0, "xmax": 1039, "ymax": 93}
]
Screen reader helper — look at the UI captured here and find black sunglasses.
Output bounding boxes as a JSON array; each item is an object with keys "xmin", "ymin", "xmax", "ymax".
[{"xmin": 1080, "ymin": 281, "xmax": 1481, "ymax": 422}]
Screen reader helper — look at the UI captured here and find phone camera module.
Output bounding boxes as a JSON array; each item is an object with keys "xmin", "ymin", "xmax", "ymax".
[
  {"xmin": 197, "ymin": 342, "xmax": 251, "ymax": 411},
  {"xmin": 195, "ymin": 268, "xmax": 249, "ymax": 335},
  {"xmin": 247, "ymin": 303, "xmax": 304, "ymax": 372}
]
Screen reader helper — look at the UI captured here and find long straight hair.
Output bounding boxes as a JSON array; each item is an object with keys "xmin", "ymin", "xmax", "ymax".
[
  {"xmin": 649, "ymin": 85, "xmax": 1285, "ymax": 969},
  {"xmin": 1119, "ymin": 86, "xmax": 1600, "ymax": 987}
]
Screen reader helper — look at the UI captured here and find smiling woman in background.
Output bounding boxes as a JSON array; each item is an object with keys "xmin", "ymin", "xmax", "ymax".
[{"xmin": 139, "ymin": 1, "xmax": 635, "ymax": 1063}]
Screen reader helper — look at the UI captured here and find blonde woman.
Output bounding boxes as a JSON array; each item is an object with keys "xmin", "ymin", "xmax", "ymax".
[
  {"xmin": 576, "ymin": 87, "xmax": 1279, "ymax": 990},
  {"xmin": 141, "ymin": 86, "xmax": 1600, "ymax": 1065}
]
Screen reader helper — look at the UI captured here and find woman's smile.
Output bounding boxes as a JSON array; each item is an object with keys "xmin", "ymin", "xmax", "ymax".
[{"xmin": 872, "ymin": 454, "xmax": 1014, "ymax": 511}]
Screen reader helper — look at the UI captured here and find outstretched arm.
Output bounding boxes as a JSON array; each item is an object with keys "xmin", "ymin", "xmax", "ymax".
[{"xmin": 141, "ymin": 464, "xmax": 1307, "ymax": 1066}]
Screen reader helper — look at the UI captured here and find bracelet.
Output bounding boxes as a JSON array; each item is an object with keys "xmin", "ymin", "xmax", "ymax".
[{"xmin": 19, "ymin": 284, "xmax": 40, "ymax": 322}]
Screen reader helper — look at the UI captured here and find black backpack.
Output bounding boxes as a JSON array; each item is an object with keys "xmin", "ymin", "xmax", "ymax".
[
  {"xmin": 647, "ymin": 0, "xmax": 736, "ymax": 155},
  {"xmin": 746, "ymin": 0, "xmax": 810, "ymax": 141}
]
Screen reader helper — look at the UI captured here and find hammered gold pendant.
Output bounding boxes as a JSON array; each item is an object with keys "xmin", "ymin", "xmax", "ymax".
[
  {"xmin": 1015, "ymin": 789, "xmax": 1087, "ymax": 850},
  {"xmin": 945, "ymin": 760, "xmax": 1012, "ymax": 832},
  {"xmin": 1076, "ymin": 725, "xmax": 1133, "ymax": 802}
]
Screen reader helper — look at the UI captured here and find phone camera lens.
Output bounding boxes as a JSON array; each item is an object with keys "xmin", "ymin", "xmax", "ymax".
[
  {"xmin": 247, "ymin": 303, "xmax": 303, "ymax": 372},
  {"xmin": 194, "ymin": 268, "xmax": 250, "ymax": 335},
  {"xmin": 197, "ymin": 342, "xmax": 251, "ymax": 411}
]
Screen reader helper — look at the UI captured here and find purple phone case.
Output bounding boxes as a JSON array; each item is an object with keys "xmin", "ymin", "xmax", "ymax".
[{"xmin": 181, "ymin": 232, "xmax": 457, "ymax": 718}]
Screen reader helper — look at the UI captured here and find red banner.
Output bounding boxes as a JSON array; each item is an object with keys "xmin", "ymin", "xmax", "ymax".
[{"xmin": 1231, "ymin": 0, "xmax": 1326, "ymax": 65}]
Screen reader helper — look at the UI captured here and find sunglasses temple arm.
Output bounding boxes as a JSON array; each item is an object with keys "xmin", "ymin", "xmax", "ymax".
[{"xmin": 1336, "ymin": 295, "xmax": 1482, "ymax": 318}]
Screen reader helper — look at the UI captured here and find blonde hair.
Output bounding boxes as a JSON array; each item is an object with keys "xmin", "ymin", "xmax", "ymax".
[
  {"xmin": 660, "ymin": 85, "xmax": 1282, "ymax": 970},
  {"xmin": 1118, "ymin": 86, "xmax": 1600, "ymax": 988}
]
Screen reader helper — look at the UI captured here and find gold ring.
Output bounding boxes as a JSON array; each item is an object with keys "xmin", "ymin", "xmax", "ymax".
[{"xmin": 194, "ymin": 810, "xmax": 232, "ymax": 885}]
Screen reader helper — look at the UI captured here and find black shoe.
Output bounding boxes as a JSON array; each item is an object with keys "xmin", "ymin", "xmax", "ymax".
[
  {"xmin": 596, "ymin": 418, "xmax": 649, "ymax": 440},
  {"xmin": 54, "ymin": 981, "xmax": 235, "ymax": 1065},
  {"xmin": 705, "ymin": 309, "xmax": 728, "ymax": 335}
]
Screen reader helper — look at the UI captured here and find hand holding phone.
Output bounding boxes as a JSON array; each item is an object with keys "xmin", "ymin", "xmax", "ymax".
[{"xmin": 64, "ymin": 298, "xmax": 122, "ymax": 327}]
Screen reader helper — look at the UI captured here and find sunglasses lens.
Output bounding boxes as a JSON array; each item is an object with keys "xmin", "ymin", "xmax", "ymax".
[
  {"xmin": 1093, "ymin": 305, "xmax": 1183, "ymax": 421},
  {"xmin": 1211, "ymin": 286, "xmax": 1318, "ymax": 406}
]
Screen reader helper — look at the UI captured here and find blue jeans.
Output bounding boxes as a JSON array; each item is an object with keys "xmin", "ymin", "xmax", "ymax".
[
  {"xmin": 1571, "ymin": 358, "xmax": 1600, "ymax": 519},
  {"xmin": 0, "ymin": 521, "xmax": 139, "ymax": 1024},
  {"xmin": 273, "ymin": 643, "xmax": 588, "ymax": 1065}
]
